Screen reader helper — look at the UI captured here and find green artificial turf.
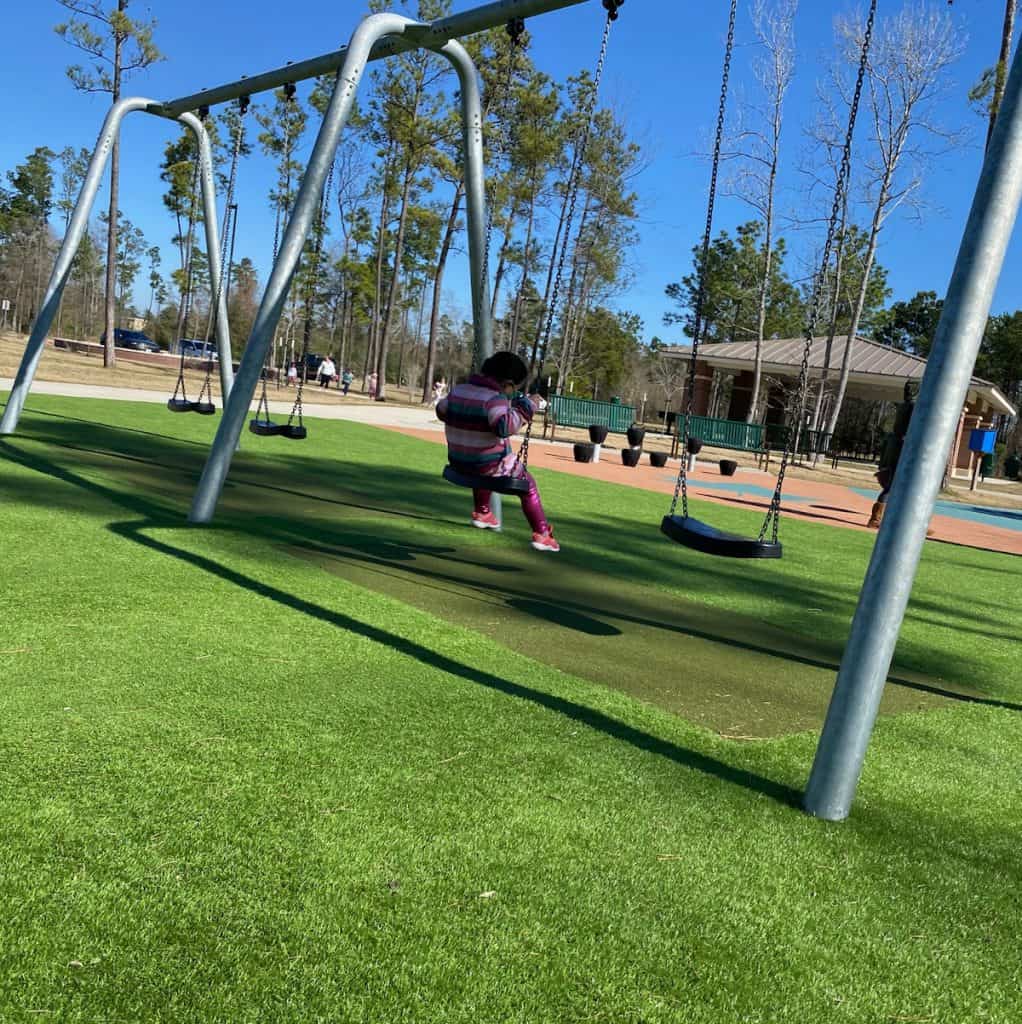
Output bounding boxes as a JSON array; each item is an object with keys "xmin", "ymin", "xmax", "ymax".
[{"xmin": 1, "ymin": 393, "xmax": 1020, "ymax": 1023}]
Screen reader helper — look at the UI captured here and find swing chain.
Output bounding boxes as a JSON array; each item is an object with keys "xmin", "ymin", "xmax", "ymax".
[
  {"xmin": 197, "ymin": 99, "xmax": 247, "ymax": 405},
  {"xmin": 517, "ymin": 2, "xmax": 619, "ymax": 474},
  {"xmin": 171, "ymin": 155, "xmax": 204, "ymax": 404},
  {"xmin": 261, "ymin": 84, "xmax": 297, "ymax": 411},
  {"xmin": 759, "ymin": 0, "xmax": 876, "ymax": 543},
  {"xmin": 670, "ymin": 0, "xmax": 736, "ymax": 519},
  {"xmin": 480, "ymin": 21, "xmax": 525, "ymax": 321}
]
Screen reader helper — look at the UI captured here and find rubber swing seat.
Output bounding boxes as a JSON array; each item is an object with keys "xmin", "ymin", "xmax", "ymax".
[
  {"xmin": 278, "ymin": 423, "xmax": 307, "ymax": 440},
  {"xmin": 249, "ymin": 419, "xmax": 282, "ymax": 436},
  {"xmin": 167, "ymin": 398, "xmax": 195, "ymax": 413},
  {"xmin": 442, "ymin": 464, "xmax": 530, "ymax": 496},
  {"xmin": 193, "ymin": 401, "xmax": 216, "ymax": 416},
  {"xmin": 660, "ymin": 515, "xmax": 782, "ymax": 559}
]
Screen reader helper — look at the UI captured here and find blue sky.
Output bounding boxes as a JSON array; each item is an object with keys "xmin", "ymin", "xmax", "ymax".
[{"xmin": 2, "ymin": 0, "xmax": 1020, "ymax": 342}]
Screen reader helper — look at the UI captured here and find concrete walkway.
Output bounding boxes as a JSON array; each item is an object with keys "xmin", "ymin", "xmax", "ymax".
[
  {"xmin": 6, "ymin": 377, "xmax": 1018, "ymax": 556},
  {"xmin": 1, "ymin": 377, "xmax": 444, "ymax": 432}
]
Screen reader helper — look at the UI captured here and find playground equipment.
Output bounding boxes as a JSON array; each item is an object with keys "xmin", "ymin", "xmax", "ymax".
[
  {"xmin": 168, "ymin": 98, "xmax": 248, "ymax": 416},
  {"xmin": 660, "ymin": 0, "xmax": 872, "ymax": 561},
  {"xmin": 0, "ymin": 104, "xmax": 235, "ymax": 431},
  {"xmin": 7, "ymin": 0, "xmax": 1022, "ymax": 822},
  {"xmin": 439, "ymin": 1, "xmax": 623, "ymax": 520}
]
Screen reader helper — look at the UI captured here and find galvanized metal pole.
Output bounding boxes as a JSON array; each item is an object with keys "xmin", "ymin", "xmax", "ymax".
[
  {"xmin": 188, "ymin": 16, "xmax": 500, "ymax": 525},
  {"xmin": 439, "ymin": 37, "xmax": 500, "ymax": 525},
  {"xmin": 180, "ymin": 112, "xmax": 234, "ymax": 398},
  {"xmin": 803, "ymin": 41, "xmax": 1022, "ymax": 822},
  {"xmin": 441, "ymin": 39, "xmax": 493, "ymax": 367},
  {"xmin": 1, "ymin": 99, "xmax": 224, "ymax": 435},
  {"xmin": 156, "ymin": 0, "xmax": 591, "ymax": 118},
  {"xmin": 188, "ymin": 13, "xmax": 419, "ymax": 523}
]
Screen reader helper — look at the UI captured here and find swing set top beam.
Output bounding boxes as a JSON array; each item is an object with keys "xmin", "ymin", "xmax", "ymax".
[{"xmin": 155, "ymin": 0, "xmax": 592, "ymax": 119}]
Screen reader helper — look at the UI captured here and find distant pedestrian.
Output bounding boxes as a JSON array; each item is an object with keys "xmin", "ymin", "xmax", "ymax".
[
  {"xmin": 286, "ymin": 362, "xmax": 298, "ymax": 388},
  {"xmin": 341, "ymin": 368, "xmax": 354, "ymax": 396},
  {"xmin": 368, "ymin": 372, "xmax": 378, "ymax": 399},
  {"xmin": 319, "ymin": 355, "xmax": 336, "ymax": 388}
]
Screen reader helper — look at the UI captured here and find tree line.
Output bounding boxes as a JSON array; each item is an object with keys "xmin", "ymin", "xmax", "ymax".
[
  {"xmin": 2, "ymin": 0, "xmax": 1019, "ymax": 424},
  {"xmin": 658, "ymin": 0, "xmax": 1021, "ymax": 437},
  {"xmin": 0, "ymin": 0, "xmax": 647, "ymax": 406}
]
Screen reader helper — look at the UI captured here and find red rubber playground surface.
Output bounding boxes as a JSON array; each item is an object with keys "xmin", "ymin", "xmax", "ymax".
[{"xmin": 394, "ymin": 427, "xmax": 1022, "ymax": 558}]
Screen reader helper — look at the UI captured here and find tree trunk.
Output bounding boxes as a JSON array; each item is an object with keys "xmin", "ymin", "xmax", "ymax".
[
  {"xmin": 529, "ymin": 189, "xmax": 571, "ymax": 371},
  {"xmin": 375, "ymin": 163, "xmax": 414, "ymax": 402},
  {"xmin": 103, "ymin": 2, "xmax": 125, "ymax": 367},
  {"xmin": 423, "ymin": 180, "xmax": 464, "ymax": 398},
  {"xmin": 509, "ymin": 180, "xmax": 538, "ymax": 353},
  {"xmin": 554, "ymin": 193, "xmax": 593, "ymax": 384},
  {"xmin": 749, "ymin": 164, "xmax": 778, "ymax": 423},
  {"xmin": 366, "ymin": 182, "xmax": 391, "ymax": 388},
  {"xmin": 489, "ymin": 197, "xmax": 521, "ymax": 322},
  {"xmin": 824, "ymin": 186, "xmax": 888, "ymax": 440}
]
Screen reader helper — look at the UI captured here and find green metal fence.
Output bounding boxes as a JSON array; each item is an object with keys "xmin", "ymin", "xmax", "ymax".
[
  {"xmin": 548, "ymin": 395, "xmax": 636, "ymax": 433},
  {"xmin": 676, "ymin": 414, "xmax": 764, "ymax": 452}
]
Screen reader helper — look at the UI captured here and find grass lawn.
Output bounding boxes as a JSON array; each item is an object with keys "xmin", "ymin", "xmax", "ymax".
[{"xmin": 1, "ymin": 392, "xmax": 1020, "ymax": 1023}]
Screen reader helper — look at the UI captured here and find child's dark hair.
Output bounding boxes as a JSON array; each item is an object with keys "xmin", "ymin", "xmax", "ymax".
[{"xmin": 480, "ymin": 351, "xmax": 528, "ymax": 386}]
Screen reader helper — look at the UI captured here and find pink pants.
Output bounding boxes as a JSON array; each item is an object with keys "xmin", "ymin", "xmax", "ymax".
[{"xmin": 474, "ymin": 472, "xmax": 549, "ymax": 534}]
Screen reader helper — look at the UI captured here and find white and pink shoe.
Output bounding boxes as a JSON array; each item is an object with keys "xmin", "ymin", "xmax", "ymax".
[
  {"xmin": 471, "ymin": 511, "xmax": 500, "ymax": 530},
  {"xmin": 530, "ymin": 528, "xmax": 560, "ymax": 553}
]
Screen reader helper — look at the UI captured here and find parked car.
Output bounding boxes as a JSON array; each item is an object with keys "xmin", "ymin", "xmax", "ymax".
[
  {"xmin": 178, "ymin": 339, "xmax": 218, "ymax": 359},
  {"xmin": 100, "ymin": 328, "xmax": 163, "ymax": 353}
]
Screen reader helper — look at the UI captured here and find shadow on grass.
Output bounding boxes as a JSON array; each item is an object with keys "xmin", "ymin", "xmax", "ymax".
[
  {"xmin": 970, "ymin": 506, "xmax": 1022, "ymax": 522},
  {"xmin": 4, "ymin": 414, "xmax": 1019, "ymax": 709},
  {"xmin": 0, "ymin": 436, "xmax": 802, "ymax": 807}
]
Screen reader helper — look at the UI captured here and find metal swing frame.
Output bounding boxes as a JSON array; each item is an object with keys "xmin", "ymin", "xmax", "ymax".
[
  {"xmin": 0, "ymin": 102, "xmax": 236, "ymax": 434},
  {"xmin": 6, "ymin": 0, "xmax": 1022, "ymax": 821}
]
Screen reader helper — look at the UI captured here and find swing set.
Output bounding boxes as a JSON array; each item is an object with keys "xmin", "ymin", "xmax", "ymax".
[{"xmin": 5, "ymin": 0, "xmax": 1022, "ymax": 819}]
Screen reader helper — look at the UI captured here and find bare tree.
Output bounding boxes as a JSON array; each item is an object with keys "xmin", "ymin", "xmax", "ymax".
[
  {"xmin": 650, "ymin": 349, "xmax": 688, "ymax": 433},
  {"xmin": 724, "ymin": 0, "xmax": 798, "ymax": 424},
  {"xmin": 55, "ymin": 1, "xmax": 162, "ymax": 367},
  {"xmin": 822, "ymin": 1, "xmax": 966, "ymax": 440}
]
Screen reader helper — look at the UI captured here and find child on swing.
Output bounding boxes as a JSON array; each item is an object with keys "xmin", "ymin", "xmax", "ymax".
[{"xmin": 436, "ymin": 351, "xmax": 559, "ymax": 552}]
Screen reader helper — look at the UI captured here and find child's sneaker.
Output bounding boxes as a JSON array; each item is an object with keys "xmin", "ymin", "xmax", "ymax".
[
  {"xmin": 531, "ymin": 529, "xmax": 560, "ymax": 553},
  {"xmin": 471, "ymin": 511, "xmax": 500, "ymax": 530}
]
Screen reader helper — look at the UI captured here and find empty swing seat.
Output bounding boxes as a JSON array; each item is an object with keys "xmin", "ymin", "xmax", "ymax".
[
  {"xmin": 660, "ymin": 515, "xmax": 782, "ymax": 559},
  {"xmin": 249, "ymin": 418, "xmax": 282, "ymax": 436},
  {"xmin": 442, "ymin": 464, "xmax": 530, "ymax": 496},
  {"xmin": 278, "ymin": 423, "xmax": 307, "ymax": 440},
  {"xmin": 193, "ymin": 400, "xmax": 216, "ymax": 416},
  {"xmin": 167, "ymin": 398, "xmax": 195, "ymax": 413}
]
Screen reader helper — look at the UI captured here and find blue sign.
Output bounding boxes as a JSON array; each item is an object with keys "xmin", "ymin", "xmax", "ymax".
[{"xmin": 968, "ymin": 427, "xmax": 997, "ymax": 454}]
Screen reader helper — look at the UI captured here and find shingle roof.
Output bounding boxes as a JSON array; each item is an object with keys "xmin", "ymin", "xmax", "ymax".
[{"xmin": 663, "ymin": 335, "xmax": 1016, "ymax": 415}]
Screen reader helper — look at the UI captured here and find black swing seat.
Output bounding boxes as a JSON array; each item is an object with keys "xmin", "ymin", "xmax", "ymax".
[
  {"xmin": 442, "ymin": 464, "xmax": 530, "ymax": 496},
  {"xmin": 660, "ymin": 515, "xmax": 782, "ymax": 559},
  {"xmin": 193, "ymin": 400, "xmax": 216, "ymax": 416},
  {"xmin": 167, "ymin": 398, "xmax": 195, "ymax": 413},
  {"xmin": 249, "ymin": 418, "xmax": 281, "ymax": 436},
  {"xmin": 278, "ymin": 423, "xmax": 307, "ymax": 440}
]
